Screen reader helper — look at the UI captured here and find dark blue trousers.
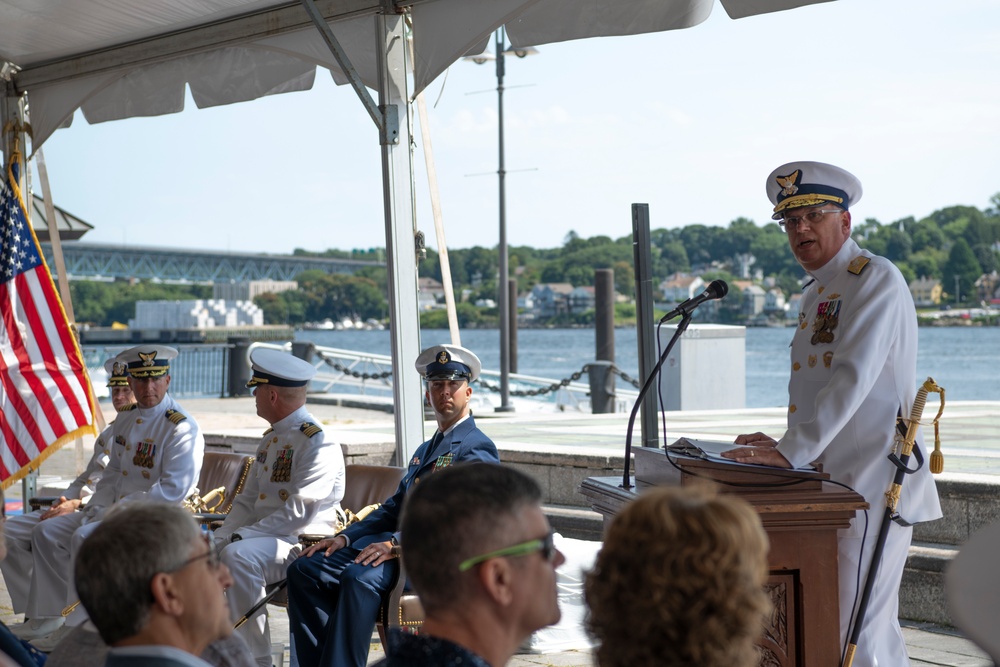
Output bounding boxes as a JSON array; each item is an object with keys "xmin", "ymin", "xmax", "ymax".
[{"xmin": 287, "ymin": 545, "xmax": 398, "ymax": 667}]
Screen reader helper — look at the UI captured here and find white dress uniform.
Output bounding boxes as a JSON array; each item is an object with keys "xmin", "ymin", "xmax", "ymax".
[
  {"xmin": 0, "ymin": 422, "xmax": 111, "ymax": 613},
  {"xmin": 215, "ymin": 406, "xmax": 345, "ymax": 667},
  {"xmin": 776, "ymin": 236, "xmax": 942, "ymax": 666},
  {"xmin": 27, "ymin": 392, "xmax": 204, "ymax": 620}
]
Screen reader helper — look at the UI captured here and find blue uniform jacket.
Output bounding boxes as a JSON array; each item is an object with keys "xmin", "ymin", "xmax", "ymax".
[{"xmin": 339, "ymin": 415, "xmax": 499, "ymax": 547}]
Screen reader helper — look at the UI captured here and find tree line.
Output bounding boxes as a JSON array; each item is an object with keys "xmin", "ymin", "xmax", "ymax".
[{"xmin": 68, "ymin": 195, "xmax": 1000, "ymax": 326}]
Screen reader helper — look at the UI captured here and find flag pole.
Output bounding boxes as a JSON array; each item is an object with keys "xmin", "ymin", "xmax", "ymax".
[{"xmin": 34, "ymin": 148, "xmax": 74, "ymax": 322}]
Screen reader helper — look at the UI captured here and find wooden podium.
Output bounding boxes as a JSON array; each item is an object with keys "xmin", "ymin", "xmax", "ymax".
[{"xmin": 579, "ymin": 447, "xmax": 868, "ymax": 667}]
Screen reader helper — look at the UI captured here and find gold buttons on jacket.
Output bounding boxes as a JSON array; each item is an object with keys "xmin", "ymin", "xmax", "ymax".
[
  {"xmin": 789, "ymin": 404, "xmax": 797, "ymax": 413},
  {"xmin": 260, "ymin": 493, "xmax": 267, "ymax": 500},
  {"xmin": 793, "ymin": 362, "xmax": 801, "ymax": 371}
]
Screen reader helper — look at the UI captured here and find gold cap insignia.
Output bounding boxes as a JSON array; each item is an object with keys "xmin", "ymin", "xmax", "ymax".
[
  {"xmin": 139, "ymin": 351, "xmax": 157, "ymax": 367},
  {"xmin": 776, "ymin": 170, "xmax": 800, "ymax": 196},
  {"xmin": 437, "ymin": 350, "xmax": 450, "ymax": 364}
]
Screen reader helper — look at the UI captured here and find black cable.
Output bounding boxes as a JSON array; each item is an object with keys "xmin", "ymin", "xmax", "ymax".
[{"xmin": 655, "ymin": 318, "xmax": 669, "ymax": 449}]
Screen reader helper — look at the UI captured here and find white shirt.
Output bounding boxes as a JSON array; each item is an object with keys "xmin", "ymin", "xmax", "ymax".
[
  {"xmin": 777, "ymin": 237, "xmax": 942, "ymax": 530},
  {"xmin": 214, "ymin": 405, "xmax": 345, "ymax": 542}
]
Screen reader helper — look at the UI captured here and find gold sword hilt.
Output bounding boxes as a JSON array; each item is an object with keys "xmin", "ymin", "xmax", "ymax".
[{"xmin": 887, "ymin": 377, "xmax": 942, "ymax": 513}]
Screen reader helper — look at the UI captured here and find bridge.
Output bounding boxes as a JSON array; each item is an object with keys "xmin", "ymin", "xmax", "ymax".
[{"xmin": 39, "ymin": 242, "xmax": 381, "ymax": 283}]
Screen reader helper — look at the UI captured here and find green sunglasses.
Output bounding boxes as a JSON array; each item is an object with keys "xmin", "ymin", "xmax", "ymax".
[{"xmin": 458, "ymin": 530, "xmax": 556, "ymax": 572}]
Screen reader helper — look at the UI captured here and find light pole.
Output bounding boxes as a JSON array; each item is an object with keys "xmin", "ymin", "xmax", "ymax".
[{"xmin": 465, "ymin": 29, "xmax": 537, "ymax": 413}]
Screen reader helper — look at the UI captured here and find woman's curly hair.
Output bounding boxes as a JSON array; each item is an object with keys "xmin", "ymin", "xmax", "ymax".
[{"xmin": 585, "ymin": 484, "xmax": 770, "ymax": 667}]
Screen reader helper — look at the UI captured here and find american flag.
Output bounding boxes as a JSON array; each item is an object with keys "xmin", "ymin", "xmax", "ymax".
[{"xmin": 0, "ymin": 148, "xmax": 96, "ymax": 487}]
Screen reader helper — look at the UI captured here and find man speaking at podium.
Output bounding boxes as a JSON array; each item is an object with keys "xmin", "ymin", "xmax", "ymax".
[{"xmin": 723, "ymin": 161, "xmax": 941, "ymax": 667}]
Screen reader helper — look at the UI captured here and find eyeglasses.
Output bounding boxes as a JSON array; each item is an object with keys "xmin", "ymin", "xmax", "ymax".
[
  {"xmin": 458, "ymin": 530, "xmax": 556, "ymax": 572},
  {"xmin": 166, "ymin": 537, "xmax": 222, "ymax": 574},
  {"xmin": 778, "ymin": 208, "xmax": 842, "ymax": 231}
]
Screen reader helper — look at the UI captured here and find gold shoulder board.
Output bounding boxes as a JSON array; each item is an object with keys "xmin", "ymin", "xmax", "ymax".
[
  {"xmin": 119, "ymin": 403, "xmax": 138, "ymax": 412},
  {"xmin": 300, "ymin": 422, "xmax": 323, "ymax": 438},
  {"xmin": 165, "ymin": 409, "xmax": 187, "ymax": 424},
  {"xmin": 263, "ymin": 427, "xmax": 274, "ymax": 436},
  {"xmin": 848, "ymin": 256, "xmax": 871, "ymax": 275}
]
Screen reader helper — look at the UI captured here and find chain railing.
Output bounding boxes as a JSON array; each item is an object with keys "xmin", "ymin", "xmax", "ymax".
[
  {"xmin": 478, "ymin": 363, "xmax": 640, "ymax": 397},
  {"xmin": 284, "ymin": 344, "xmax": 641, "ymax": 413},
  {"xmin": 85, "ymin": 341, "xmax": 643, "ymax": 411}
]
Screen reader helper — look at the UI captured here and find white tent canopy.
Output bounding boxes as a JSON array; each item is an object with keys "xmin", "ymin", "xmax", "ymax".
[
  {"xmin": 1, "ymin": 0, "xmax": 830, "ymax": 460},
  {"xmin": 2, "ymin": 0, "xmax": 829, "ymax": 152}
]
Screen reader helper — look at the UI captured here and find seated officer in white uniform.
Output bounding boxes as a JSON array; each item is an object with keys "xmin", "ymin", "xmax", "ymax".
[
  {"xmin": 213, "ymin": 348, "xmax": 346, "ymax": 667},
  {"xmin": 723, "ymin": 162, "xmax": 942, "ymax": 667},
  {"xmin": 2, "ymin": 359, "xmax": 134, "ymax": 618},
  {"xmin": 15, "ymin": 344, "xmax": 205, "ymax": 650}
]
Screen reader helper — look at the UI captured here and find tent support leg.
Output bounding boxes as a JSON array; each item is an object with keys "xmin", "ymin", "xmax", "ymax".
[{"xmin": 376, "ymin": 12, "xmax": 424, "ymax": 463}]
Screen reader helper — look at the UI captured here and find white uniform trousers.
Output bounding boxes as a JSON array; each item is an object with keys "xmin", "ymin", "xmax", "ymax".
[
  {"xmin": 27, "ymin": 512, "xmax": 99, "ymax": 621},
  {"xmin": 839, "ymin": 521, "xmax": 912, "ymax": 667},
  {"xmin": 221, "ymin": 536, "xmax": 300, "ymax": 667},
  {"xmin": 1, "ymin": 511, "xmax": 48, "ymax": 613}
]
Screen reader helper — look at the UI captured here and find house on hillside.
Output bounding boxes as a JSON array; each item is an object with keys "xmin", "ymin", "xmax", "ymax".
[
  {"xmin": 909, "ymin": 277, "xmax": 942, "ymax": 307},
  {"xmin": 742, "ymin": 285, "xmax": 767, "ymax": 317},
  {"xmin": 418, "ymin": 276, "xmax": 445, "ymax": 310},
  {"xmin": 975, "ymin": 272, "xmax": 1000, "ymax": 304},
  {"xmin": 568, "ymin": 286, "xmax": 596, "ymax": 314},
  {"xmin": 530, "ymin": 283, "xmax": 574, "ymax": 318},
  {"xmin": 659, "ymin": 273, "xmax": 704, "ymax": 302},
  {"xmin": 764, "ymin": 288, "xmax": 786, "ymax": 313}
]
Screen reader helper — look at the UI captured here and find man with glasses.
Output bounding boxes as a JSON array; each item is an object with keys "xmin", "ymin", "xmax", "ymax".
[
  {"xmin": 373, "ymin": 462, "xmax": 564, "ymax": 667},
  {"xmin": 723, "ymin": 161, "xmax": 942, "ymax": 666},
  {"xmin": 287, "ymin": 344, "xmax": 500, "ymax": 667},
  {"xmin": 74, "ymin": 502, "xmax": 234, "ymax": 667},
  {"xmin": 18, "ymin": 345, "xmax": 205, "ymax": 651}
]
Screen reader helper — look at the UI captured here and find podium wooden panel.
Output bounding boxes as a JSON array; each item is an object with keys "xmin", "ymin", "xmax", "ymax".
[{"xmin": 579, "ymin": 447, "xmax": 868, "ymax": 667}]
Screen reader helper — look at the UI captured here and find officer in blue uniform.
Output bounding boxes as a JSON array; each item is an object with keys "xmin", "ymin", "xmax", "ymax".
[{"xmin": 286, "ymin": 344, "xmax": 500, "ymax": 667}]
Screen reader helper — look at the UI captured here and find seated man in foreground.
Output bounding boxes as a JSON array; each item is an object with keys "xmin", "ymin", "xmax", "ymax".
[
  {"xmin": 287, "ymin": 344, "xmax": 500, "ymax": 667},
  {"xmin": 74, "ymin": 502, "xmax": 234, "ymax": 667},
  {"xmin": 374, "ymin": 462, "xmax": 565, "ymax": 667}
]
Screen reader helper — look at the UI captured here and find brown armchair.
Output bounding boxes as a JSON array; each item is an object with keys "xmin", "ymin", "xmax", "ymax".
[
  {"xmin": 31, "ymin": 451, "xmax": 254, "ymax": 516},
  {"xmin": 190, "ymin": 452, "xmax": 255, "ymax": 523}
]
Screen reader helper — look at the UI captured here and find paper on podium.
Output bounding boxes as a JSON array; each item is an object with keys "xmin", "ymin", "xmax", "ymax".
[{"xmin": 668, "ymin": 437, "xmax": 815, "ymax": 471}]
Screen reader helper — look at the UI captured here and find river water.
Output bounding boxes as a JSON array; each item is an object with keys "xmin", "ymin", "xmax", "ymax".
[{"xmin": 297, "ymin": 326, "xmax": 1000, "ymax": 409}]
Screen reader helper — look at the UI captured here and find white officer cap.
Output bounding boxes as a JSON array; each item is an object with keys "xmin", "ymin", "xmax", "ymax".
[
  {"xmin": 415, "ymin": 344, "xmax": 482, "ymax": 383},
  {"xmin": 104, "ymin": 358, "xmax": 130, "ymax": 387},
  {"xmin": 766, "ymin": 161, "xmax": 863, "ymax": 220},
  {"xmin": 246, "ymin": 348, "xmax": 317, "ymax": 388},
  {"xmin": 116, "ymin": 345, "xmax": 179, "ymax": 378}
]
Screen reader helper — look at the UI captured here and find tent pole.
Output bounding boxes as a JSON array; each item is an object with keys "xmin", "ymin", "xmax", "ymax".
[
  {"xmin": 33, "ymin": 149, "xmax": 75, "ymax": 323},
  {"xmin": 376, "ymin": 11, "xmax": 424, "ymax": 463},
  {"xmin": 415, "ymin": 92, "xmax": 461, "ymax": 347}
]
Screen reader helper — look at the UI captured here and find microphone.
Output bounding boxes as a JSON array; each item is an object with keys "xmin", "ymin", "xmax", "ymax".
[{"xmin": 659, "ymin": 279, "xmax": 729, "ymax": 323}]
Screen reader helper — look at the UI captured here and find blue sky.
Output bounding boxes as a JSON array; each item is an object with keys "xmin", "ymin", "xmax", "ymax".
[{"xmin": 32, "ymin": 0, "xmax": 1000, "ymax": 255}]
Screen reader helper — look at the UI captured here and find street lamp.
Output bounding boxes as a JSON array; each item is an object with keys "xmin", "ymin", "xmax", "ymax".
[{"xmin": 464, "ymin": 28, "xmax": 537, "ymax": 413}]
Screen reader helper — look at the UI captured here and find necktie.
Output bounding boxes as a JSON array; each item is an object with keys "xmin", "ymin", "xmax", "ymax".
[{"xmin": 428, "ymin": 431, "xmax": 443, "ymax": 452}]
